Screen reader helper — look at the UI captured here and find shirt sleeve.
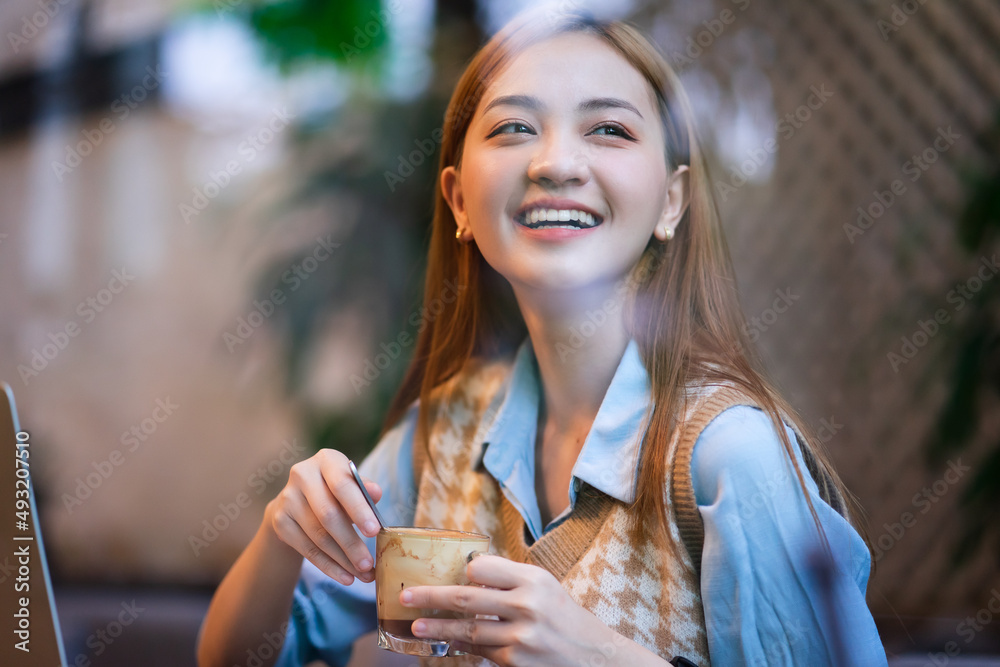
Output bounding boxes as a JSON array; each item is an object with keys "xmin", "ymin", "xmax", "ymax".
[
  {"xmin": 690, "ymin": 405, "xmax": 887, "ymax": 666},
  {"xmin": 274, "ymin": 401, "xmax": 419, "ymax": 667}
]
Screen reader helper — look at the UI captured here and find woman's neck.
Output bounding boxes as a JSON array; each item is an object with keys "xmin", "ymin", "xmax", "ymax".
[{"xmin": 513, "ymin": 284, "xmax": 630, "ymax": 435}]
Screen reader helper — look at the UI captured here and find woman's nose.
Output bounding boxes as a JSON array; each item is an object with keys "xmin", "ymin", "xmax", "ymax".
[{"xmin": 526, "ymin": 131, "xmax": 591, "ymax": 186}]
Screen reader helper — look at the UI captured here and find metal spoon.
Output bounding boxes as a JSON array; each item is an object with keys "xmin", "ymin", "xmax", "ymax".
[{"xmin": 348, "ymin": 460, "xmax": 386, "ymax": 530}]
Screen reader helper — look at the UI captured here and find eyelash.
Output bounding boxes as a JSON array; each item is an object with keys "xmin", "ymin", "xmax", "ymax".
[{"xmin": 487, "ymin": 121, "xmax": 635, "ymax": 141}]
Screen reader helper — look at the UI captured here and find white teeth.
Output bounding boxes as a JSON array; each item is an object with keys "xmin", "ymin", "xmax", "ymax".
[{"xmin": 520, "ymin": 208, "xmax": 599, "ymax": 228}]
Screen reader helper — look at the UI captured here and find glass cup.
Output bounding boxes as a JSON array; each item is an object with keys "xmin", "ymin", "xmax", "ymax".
[{"xmin": 375, "ymin": 526, "xmax": 491, "ymax": 657}]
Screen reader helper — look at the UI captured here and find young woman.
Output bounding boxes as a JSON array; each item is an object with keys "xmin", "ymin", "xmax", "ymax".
[{"xmin": 198, "ymin": 8, "xmax": 887, "ymax": 667}]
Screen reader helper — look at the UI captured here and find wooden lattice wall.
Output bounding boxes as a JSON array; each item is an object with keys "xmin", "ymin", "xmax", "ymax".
[{"xmin": 631, "ymin": 0, "xmax": 1000, "ymax": 648}]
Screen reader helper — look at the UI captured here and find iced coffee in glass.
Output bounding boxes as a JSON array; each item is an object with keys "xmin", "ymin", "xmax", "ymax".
[{"xmin": 375, "ymin": 526, "xmax": 491, "ymax": 657}]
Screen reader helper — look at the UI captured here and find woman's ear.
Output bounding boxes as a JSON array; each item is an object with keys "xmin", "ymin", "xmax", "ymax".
[
  {"xmin": 653, "ymin": 165, "xmax": 690, "ymax": 242},
  {"xmin": 441, "ymin": 166, "xmax": 470, "ymax": 235}
]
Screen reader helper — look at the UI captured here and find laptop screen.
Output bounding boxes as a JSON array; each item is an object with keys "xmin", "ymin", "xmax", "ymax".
[{"xmin": 1, "ymin": 382, "xmax": 68, "ymax": 666}]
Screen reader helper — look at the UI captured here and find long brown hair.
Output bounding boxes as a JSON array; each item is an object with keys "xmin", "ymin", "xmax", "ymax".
[{"xmin": 381, "ymin": 8, "xmax": 870, "ymax": 562}]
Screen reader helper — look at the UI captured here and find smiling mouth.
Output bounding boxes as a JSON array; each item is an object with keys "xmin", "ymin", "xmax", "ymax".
[{"xmin": 514, "ymin": 208, "xmax": 604, "ymax": 230}]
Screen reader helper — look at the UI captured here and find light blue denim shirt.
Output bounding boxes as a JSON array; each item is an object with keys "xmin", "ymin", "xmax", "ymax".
[{"xmin": 275, "ymin": 338, "xmax": 887, "ymax": 666}]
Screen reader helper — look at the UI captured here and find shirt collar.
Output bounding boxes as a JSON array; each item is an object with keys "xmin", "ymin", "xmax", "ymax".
[{"xmin": 475, "ymin": 336, "xmax": 651, "ymax": 528}]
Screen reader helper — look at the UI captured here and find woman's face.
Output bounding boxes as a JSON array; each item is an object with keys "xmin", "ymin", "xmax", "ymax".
[{"xmin": 441, "ymin": 31, "xmax": 688, "ymax": 296}]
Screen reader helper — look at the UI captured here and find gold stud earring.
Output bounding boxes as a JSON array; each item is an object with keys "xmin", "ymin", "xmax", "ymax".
[
  {"xmin": 664, "ymin": 227, "xmax": 674, "ymax": 241},
  {"xmin": 455, "ymin": 228, "xmax": 463, "ymax": 240}
]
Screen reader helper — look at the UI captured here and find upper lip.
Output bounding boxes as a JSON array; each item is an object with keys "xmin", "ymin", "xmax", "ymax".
[{"xmin": 514, "ymin": 198, "xmax": 604, "ymax": 224}]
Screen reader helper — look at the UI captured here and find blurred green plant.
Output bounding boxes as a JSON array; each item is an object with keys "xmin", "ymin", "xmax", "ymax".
[
  {"xmin": 251, "ymin": 0, "xmax": 389, "ymax": 67},
  {"xmin": 253, "ymin": 99, "xmax": 447, "ymax": 464},
  {"xmin": 925, "ymin": 108, "xmax": 1000, "ymax": 568},
  {"xmin": 200, "ymin": 0, "xmax": 483, "ymax": 464},
  {"xmin": 196, "ymin": 0, "xmax": 392, "ymax": 69}
]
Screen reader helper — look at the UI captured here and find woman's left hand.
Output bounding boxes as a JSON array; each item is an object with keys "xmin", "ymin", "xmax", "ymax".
[{"xmin": 399, "ymin": 553, "xmax": 637, "ymax": 667}]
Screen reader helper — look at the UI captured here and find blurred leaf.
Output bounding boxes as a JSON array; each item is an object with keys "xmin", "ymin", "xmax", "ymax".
[
  {"xmin": 957, "ymin": 170, "xmax": 1000, "ymax": 253},
  {"xmin": 198, "ymin": 0, "xmax": 393, "ymax": 69},
  {"xmin": 925, "ymin": 313, "xmax": 991, "ymax": 463},
  {"xmin": 949, "ymin": 445, "xmax": 1000, "ymax": 568},
  {"xmin": 957, "ymin": 110, "xmax": 1000, "ymax": 251},
  {"xmin": 927, "ymin": 105, "xmax": 1000, "ymax": 570}
]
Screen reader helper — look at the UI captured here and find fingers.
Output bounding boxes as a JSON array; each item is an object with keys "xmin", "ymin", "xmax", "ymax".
[
  {"xmin": 401, "ymin": 583, "xmax": 521, "ymax": 620},
  {"xmin": 270, "ymin": 495, "xmax": 361, "ymax": 586},
  {"xmin": 365, "ymin": 479, "xmax": 383, "ymax": 504},
  {"xmin": 272, "ymin": 450, "xmax": 386, "ymax": 584},
  {"xmin": 316, "ymin": 451, "xmax": 383, "ymax": 537},
  {"xmin": 465, "ymin": 553, "xmax": 540, "ymax": 590},
  {"xmin": 411, "ymin": 616, "xmax": 510, "ymax": 649},
  {"xmin": 297, "ymin": 473, "xmax": 374, "ymax": 578}
]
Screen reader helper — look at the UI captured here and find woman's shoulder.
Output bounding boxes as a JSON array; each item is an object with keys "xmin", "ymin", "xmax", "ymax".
[
  {"xmin": 685, "ymin": 398, "xmax": 853, "ymax": 523},
  {"xmin": 688, "ymin": 404, "xmax": 806, "ymax": 503}
]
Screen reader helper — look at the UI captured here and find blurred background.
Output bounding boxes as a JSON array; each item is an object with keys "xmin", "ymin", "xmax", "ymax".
[{"xmin": 0, "ymin": 0, "xmax": 998, "ymax": 664}]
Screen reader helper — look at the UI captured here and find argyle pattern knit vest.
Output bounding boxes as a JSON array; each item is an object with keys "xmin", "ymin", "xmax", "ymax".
[{"xmin": 409, "ymin": 355, "xmax": 846, "ymax": 667}]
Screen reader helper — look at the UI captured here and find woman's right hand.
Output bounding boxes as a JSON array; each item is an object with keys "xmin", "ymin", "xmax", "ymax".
[{"xmin": 264, "ymin": 448, "xmax": 383, "ymax": 586}]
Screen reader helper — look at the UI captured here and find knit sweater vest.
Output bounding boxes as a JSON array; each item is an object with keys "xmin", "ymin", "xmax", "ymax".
[{"xmin": 409, "ymin": 355, "xmax": 846, "ymax": 666}]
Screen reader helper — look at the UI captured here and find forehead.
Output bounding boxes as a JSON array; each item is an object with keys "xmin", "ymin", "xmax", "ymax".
[{"xmin": 479, "ymin": 31, "xmax": 659, "ymax": 117}]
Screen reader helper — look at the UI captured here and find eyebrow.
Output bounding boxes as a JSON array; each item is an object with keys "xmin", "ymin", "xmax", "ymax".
[{"xmin": 481, "ymin": 94, "xmax": 644, "ymax": 120}]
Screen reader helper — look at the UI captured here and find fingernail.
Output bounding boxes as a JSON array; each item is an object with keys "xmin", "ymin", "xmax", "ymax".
[
  {"xmin": 359, "ymin": 558, "xmax": 372, "ymax": 571},
  {"xmin": 339, "ymin": 573, "xmax": 354, "ymax": 586},
  {"xmin": 412, "ymin": 620, "xmax": 426, "ymax": 635},
  {"xmin": 364, "ymin": 521, "xmax": 379, "ymax": 535},
  {"xmin": 400, "ymin": 590, "xmax": 413, "ymax": 604}
]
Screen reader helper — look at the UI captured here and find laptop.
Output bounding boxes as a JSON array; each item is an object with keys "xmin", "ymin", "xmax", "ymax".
[{"xmin": 1, "ymin": 381, "xmax": 68, "ymax": 666}]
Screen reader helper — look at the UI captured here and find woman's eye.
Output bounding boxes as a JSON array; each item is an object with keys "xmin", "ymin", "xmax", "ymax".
[
  {"xmin": 488, "ymin": 122, "xmax": 533, "ymax": 137},
  {"xmin": 591, "ymin": 123, "xmax": 634, "ymax": 139}
]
